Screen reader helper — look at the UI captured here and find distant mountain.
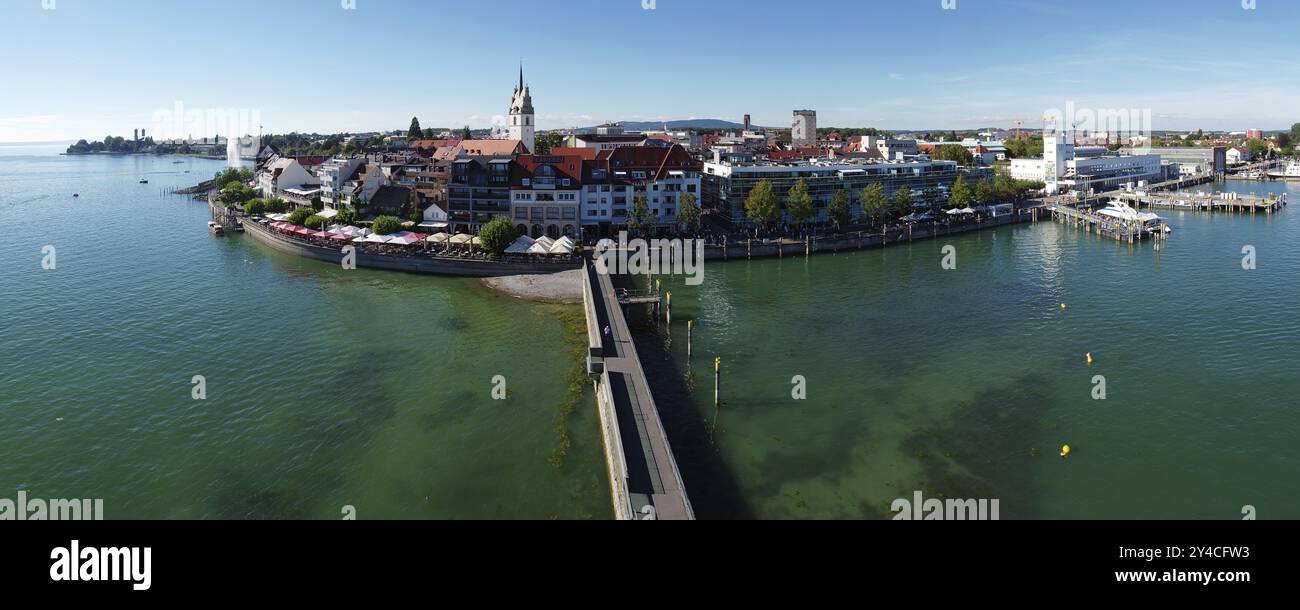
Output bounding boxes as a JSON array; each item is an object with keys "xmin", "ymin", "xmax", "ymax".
[{"xmin": 578, "ymin": 119, "xmax": 752, "ymax": 133}]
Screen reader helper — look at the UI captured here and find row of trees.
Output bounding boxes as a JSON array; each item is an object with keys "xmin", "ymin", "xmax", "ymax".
[
  {"xmin": 742, "ymin": 170, "xmax": 1045, "ymax": 231},
  {"xmin": 625, "ymin": 192, "xmax": 701, "ymax": 236},
  {"xmin": 66, "ymin": 136, "xmax": 152, "ymax": 154}
]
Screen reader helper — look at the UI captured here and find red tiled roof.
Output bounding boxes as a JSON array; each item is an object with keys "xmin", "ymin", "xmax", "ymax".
[{"xmin": 458, "ymin": 139, "xmax": 526, "ymax": 156}]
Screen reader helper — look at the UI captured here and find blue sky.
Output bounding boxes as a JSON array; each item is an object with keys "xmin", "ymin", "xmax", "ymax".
[{"xmin": 2, "ymin": 0, "xmax": 1298, "ymax": 142}]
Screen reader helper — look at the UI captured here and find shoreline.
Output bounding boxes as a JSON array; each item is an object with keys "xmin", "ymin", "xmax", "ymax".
[{"xmin": 480, "ymin": 269, "xmax": 584, "ymax": 304}]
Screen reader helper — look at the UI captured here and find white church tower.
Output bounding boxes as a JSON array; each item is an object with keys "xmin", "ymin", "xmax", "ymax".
[{"xmin": 509, "ymin": 66, "xmax": 536, "ymax": 153}]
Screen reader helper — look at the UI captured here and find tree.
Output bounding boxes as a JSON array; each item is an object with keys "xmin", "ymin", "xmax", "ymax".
[
  {"xmin": 973, "ymin": 178, "xmax": 993, "ymax": 206},
  {"xmin": 478, "ymin": 216, "xmax": 517, "ymax": 259},
  {"xmin": 1291, "ymin": 123, "xmax": 1300, "ymax": 147},
  {"xmin": 859, "ymin": 183, "xmax": 888, "ymax": 223},
  {"xmin": 243, "ymin": 198, "xmax": 267, "ymax": 215},
  {"xmin": 408, "ymin": 117, "xmax": 422, "ymax": 139},
  {"xmin": 264, "ymin": 197, "xmax": 288, "ymax": 213},
  {"xmin": 629, "ymin": 195, "xmax": 651, "ymax": 236},
  {"xmin": 934, "ymin": 143, "xmax": 973, "ymax": 166},
  {"xmin": 894, "ymin": 185, "xmax": 913, "ymax": 216},
  {"xmin": 827, "ymin": 189, "xmax": 850, "ymax": 230},
  {"xmin": 1277, "ymin": 133, "xmax": 1292, "ymax": 149},
  {"xmin": 678, "ymin": 192, "xmax": 700, "ymax": 235},
  {"xmin": 304, "ymin": 214, "xmax": 328, "ymax": 229},
  {"xmin": 744, "ymin": 179, "xmax": 781, "ymax": 229},
  {"xmin": 287, "ymin": 207, "xmax": 316, "ymax": 226},
  {"xmin": 1246, "ymin": 138, "xmax": 1269, "ymax": 160},
  {"xmin": 533, "ymin": 132, "xmax": 564, "ymax": 155},
  {"xmin": 336, "ymin": 208, "xmax": 358, "ymax": 225},
  {"xmin": 461, "ymin": 125, "xmax": 472, "ymax": 140},
  {"xmin": 371, "ymin": 215, "xmax": 402, "ymax": 235},
  {"xmin": 220, "ymin": 182, "xmax": 256, "ymax": 206},
  {"xmin": 948, "ymin": 176, "xmax": 972, "ymax": 209},
  {"xmin": 921, "ymin": 182, "xmax": 940, "ymax": 209},
  {"xmin": 786, "ymin": 179, "xmax": 815, "ymax": 228}
]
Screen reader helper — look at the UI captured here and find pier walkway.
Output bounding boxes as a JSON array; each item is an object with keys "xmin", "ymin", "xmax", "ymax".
[{"xmin": 582, "ymin": 259, "xmax": 693, "ymax": 520}]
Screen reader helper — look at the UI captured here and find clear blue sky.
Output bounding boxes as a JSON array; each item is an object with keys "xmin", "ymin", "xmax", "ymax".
[{"xmin": 2, "ymin": 0, "xmax": 1297, "ymax": 142}]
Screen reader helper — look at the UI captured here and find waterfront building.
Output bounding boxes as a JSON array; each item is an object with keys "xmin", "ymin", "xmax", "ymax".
[
  {"xmin": 702, "ymin": 157, "xmax": 964, "ymax": 226},
  {"xmin": 257, "ymin": 157, "xmax": 321, "ymax": 204},
  {"xmin": 1123, "ymin": 146, "xmax": 1227, "ymax": 176},
  {"xmin": 508, "ymin": 66, "xmax": 536, "ymax": 154},
  {"xmin": 580, "ymin": 144, "xmax": 701, "ymax": 236},
  {"xmin": 448, "ymin": 155, "xmax": 513, "ymax": 233},
  {"xmin": 317, "ymin": 157, "xmax": 365, "ymax": 210},
  {"xmin": 1226, "ymin": 146, "xmax": 1252, "ymax": 165},
  {"xmin": 511, "ymin": 153, "xmax": 584, "ymax": 239},
  {"xmin": 1010, "ymin": 134, "xmax": 1163, "ymax": 194},
  {"xmin": 792, "ymin": 110, "xmax": 817, "ymax": 146}
]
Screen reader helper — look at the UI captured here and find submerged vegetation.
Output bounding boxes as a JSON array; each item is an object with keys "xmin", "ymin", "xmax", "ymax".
[{"xmin": 548, "ymin": 309, "xmax": 590, "ymax": 469}]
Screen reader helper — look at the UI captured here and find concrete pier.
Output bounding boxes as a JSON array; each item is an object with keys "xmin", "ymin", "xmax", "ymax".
[{"xmin": 582, "ymin": 259, "xmax": 693, "ymax": 520}]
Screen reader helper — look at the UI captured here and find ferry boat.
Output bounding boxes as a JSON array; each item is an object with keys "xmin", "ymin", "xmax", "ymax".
[
  {"xmin": 207, "ymin": 221, "xmax": 225, "ymax": 236},
  {"xmin": 138, "ymin": 179, "xmax": 149, "ymax": 184},
  {"xmin": 1267, "ymin": 162, "xmax": 1300, "ymax": 181}
]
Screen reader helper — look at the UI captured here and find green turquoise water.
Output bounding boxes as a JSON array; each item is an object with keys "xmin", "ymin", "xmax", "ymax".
[
  {"xmin": 634, "ymin": 180, "xmax": 1300, "ymax": 519},
  {"xmin": 0, "ymin": 149, "xmax": 609, "ymax": 519}
]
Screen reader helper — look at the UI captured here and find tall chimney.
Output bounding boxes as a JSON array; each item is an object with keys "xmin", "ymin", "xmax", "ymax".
[{"xmin": 743, "ymin": 114, "xmax": 751, "ymax": 132}]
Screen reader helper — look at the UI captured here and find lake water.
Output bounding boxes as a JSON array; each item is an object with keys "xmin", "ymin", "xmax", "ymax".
[
  {"xmin": 634, "ymin": 179, "xmax": 1299, "ymax": 519},
  {"xmin": 4, "ymin": 148, "xmax": 1296, "ymax": 520},
  {"xmin": 0, "ymin": 151, "xmax": 609, "ymax": 519}
]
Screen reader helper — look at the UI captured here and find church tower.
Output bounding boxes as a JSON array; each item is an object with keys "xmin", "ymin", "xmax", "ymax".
[{"xmin": 509, "ymin": 65, "xmax": 536, "ymax": 153}]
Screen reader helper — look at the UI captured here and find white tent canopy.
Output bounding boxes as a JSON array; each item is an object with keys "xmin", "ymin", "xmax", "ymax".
[
  {"xmin": 427, "ymin": 232, "xmax": 451, "ymax": 243},
  {"xmin": 449, "ymin": 233, "xmax": 473, "ymax": 245},
  {"xmin": 355, "ymin": 234, "xmax": 392, "ymax": 243},
  {"xmin": 504, "ymin": 235, "xmax": 535, "ymax": 254},
  {"xmin": 388, "ymin": 234, "xmax": 421, "ymax": 245},
  {"xmin": 534, "ymin": 236, "xmax": 555, "ymax": 250},
  {"xmin": 547, "ymin": 236, "xmax": 575, "ymax": 254},
  {"xmin": 527, "ymin": 241, "xmax": 552, "ymax": 255}
]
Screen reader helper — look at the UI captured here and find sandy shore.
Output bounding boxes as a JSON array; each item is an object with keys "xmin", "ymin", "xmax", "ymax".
[{"xmin": 480, "ymin": 269, "xmax": 584, "ymax": 304}]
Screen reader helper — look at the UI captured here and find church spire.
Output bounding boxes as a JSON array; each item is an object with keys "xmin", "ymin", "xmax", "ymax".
[{"xmin": 518, "ymin": 64, "xmax": 524, "ymax": 92}]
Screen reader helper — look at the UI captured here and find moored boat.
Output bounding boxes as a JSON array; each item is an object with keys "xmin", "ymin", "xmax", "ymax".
[{"xmin": 207, "ymin": 221, "xmax": 225, "ymax": 236}]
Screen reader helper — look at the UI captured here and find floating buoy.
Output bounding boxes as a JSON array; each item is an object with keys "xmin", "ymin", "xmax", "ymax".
[
  {"xmin": 1060, "ymin": 444, "xmax": 1071, "ymax": 458},
  {"xmin": 1086, "ymin": 352, "xmax": 1093, "ymax": 366},
  {"xmin": 1060, "ymin": 303, "xmax": 1066, "ymax": 310}
]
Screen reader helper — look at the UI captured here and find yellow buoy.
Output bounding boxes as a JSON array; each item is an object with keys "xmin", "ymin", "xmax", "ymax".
[
  {"xmin": 1086, "ymin": 352, "xmax": 1093, "ymax": 365},
  {"xmin": 1060, "ymin": 303, "xmax": 1067, "ymax": 310},
  {"xmin": 1060, "ymin": 444, "xmax": 1071, "ymax": 458}
]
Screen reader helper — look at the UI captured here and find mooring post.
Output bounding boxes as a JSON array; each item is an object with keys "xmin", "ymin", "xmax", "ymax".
[
  {"xmin": 714, "ymin": 356, "xmax": 721, "ymax": 407},
  {"xmin": 687, "ymin": 319, "xmax": 693, "ymax": 359},
  {"xmin": 665, "ymin": 291, "xmax": 671, "ymax": 325}
]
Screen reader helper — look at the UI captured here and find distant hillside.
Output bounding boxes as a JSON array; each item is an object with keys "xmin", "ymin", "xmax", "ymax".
[{"xmin": 579, "ymin": 119, "xmax": 752, "ymax": 132}]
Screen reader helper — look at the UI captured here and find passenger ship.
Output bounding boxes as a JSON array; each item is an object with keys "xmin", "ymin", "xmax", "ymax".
[{"xmin": 1267, "ymin": 162, "xmax": 1300, "ymax": 181}]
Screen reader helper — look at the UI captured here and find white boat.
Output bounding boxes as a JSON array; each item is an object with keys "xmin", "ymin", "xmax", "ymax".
[
  {"xmin": 207, "ymin": 221, "xmax": 225, "ymax": 236},
  {"xmin": 1267, "ymin": 162, "xmax": 1300, "ymax": 180},
  {"xmin": 1097, "ymin": 200, "xmax": 1165, "ymax": 230}
]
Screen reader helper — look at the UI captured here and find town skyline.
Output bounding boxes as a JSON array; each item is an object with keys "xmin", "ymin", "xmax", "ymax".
[{"xmin": 3, "ymin": 0, "xmax": 1300, "ymax": 143}]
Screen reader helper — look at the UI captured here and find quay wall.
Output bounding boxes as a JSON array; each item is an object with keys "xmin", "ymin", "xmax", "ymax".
[{"xmin": 243, "ymin": 219, "xmax": 578, "ymax": 277}]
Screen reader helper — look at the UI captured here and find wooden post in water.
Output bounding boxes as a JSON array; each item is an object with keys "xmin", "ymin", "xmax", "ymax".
[
  {"xmin": 687, "ymin": 320, "xmax": 693, "ymax": 359},
  {"xmin": 747, "ymin": 238, "xmax": 751, "ymax": 260},
  {"xmin": 665, "ymin": 291, "xmax": 671, "ymax": 325}
]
